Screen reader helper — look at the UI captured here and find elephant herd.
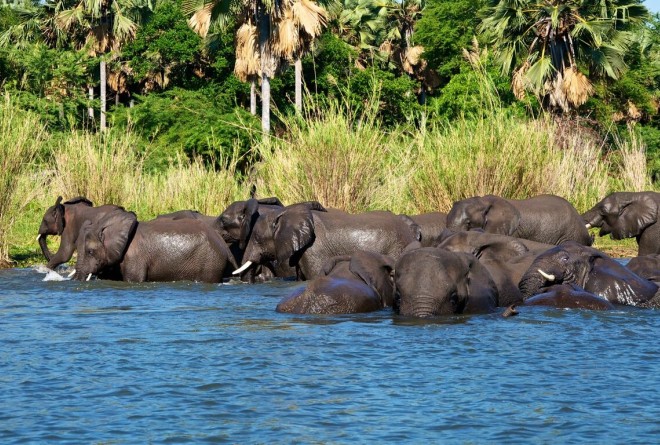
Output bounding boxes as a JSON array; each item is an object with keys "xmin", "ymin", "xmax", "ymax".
[{"xmin": 37, "ymin": 191, "xmax": 660, "ymax": 317}]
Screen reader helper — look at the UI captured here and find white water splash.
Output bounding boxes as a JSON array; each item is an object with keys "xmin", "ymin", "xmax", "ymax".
[{"xmin": 33, "ymin": 265, "xmax": 72, "ymax": 281}]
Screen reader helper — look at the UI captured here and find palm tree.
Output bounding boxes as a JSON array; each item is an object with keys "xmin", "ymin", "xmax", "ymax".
[
  {"xmin": 52, "ymin": 0, "xmax": 151, "ymax": 130},
  {"xmin": 272, "ymin": 0, "xmax": 328, "ymax": 111},
  {"xmin": 479, "ymin": 0, "xmax": 649, "ymax": 112}
]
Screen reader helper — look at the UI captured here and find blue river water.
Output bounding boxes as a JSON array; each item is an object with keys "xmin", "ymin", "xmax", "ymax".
[{"xmin": 1, "ymin": 266, "xmax": 659, "ymax": 444}]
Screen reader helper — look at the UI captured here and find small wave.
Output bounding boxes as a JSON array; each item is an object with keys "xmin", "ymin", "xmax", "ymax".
[{"xmin": 42, "ymin": 270, "xmax": 70, "ymax": 282}]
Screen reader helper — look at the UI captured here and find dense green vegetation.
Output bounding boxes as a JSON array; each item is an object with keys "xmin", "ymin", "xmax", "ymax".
[{"xmin": 0, "ymin": 0, "xmax": 658, "ymax": 265}]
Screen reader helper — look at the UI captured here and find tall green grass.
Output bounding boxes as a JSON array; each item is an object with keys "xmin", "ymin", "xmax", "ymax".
[{"xmin": 0, "ymin": 97, "xmax": 46, "ymax": 265}]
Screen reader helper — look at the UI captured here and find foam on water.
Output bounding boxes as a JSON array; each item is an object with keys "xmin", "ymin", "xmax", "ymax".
[{"xmin": 33, "ymin": 265, "xmax": 72, "ymax": 281}]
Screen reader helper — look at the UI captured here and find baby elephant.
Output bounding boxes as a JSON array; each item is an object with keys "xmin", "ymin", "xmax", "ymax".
[{"xmin": 276, "ymin": 251, "xmax": 395, "ymax": 314}]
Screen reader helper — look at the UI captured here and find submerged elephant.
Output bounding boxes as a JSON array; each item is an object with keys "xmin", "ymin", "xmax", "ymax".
[
  {"xmin": 518, "ymin": 242, "xmax": 659, "ymax": 307},
  {"xmin": 276, "ymin": 251, "xmax": 395, "ymax": 314},
  {"xmin": 436, "ymin": 230, "xmax": 553, "ymax": 307},
  {"xmin": 394, "ymin": 247, "xmax": 498, "ymax": 317},
  {"xmin": 446, "ymin": 194, "xmax": 592, "ymax": 245},
  {"xmin": 74, "ymin": 209, "xmax": 237, "ymax": 283},
  {"xmin": 582, "ymin": 191, "xmax": 660, "ymax": 255},
  {"xmin": 522, "ymin": 284, "xmax": 615, "ymax": 310},
  {"xmin": 233, "ymin": 204, "xmax": 420, "ymax": 281},
  {"xmin": 37, "ymin": 196, "xmax": 123, "ymax": 270}
]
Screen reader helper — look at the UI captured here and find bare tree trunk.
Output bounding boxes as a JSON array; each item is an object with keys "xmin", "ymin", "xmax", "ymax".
[
  {"xmin": 258, "ymin": 4, "xmax": 270, "ymax": 135},
  {"xmin": 100, "ymin": 60, "xmax": 107, "ymax": 132},
  {"xmin": 250, "ymin": 79, "xmax": 257, "ymax": 116},
  {"xmin": 295, "ymin": 58, "xmax": 302, "ymax": 112},
  {"xmin": 88, "ymin": 85, "xmax": 94, "ymax": 120}
]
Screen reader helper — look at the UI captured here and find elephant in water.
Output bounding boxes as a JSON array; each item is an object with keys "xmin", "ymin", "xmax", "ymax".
[
  {"xmin": 446, "ymin": 194, "xmax": 592, "ymax": 245},
  {"xmin": 276, "ymin": 251, "xmax": 395, "ymax": 314},
  {"xmin": 582, "ymin": 191, "xmax": 660, "ymax": 255},
  {"xmin": 73, "ymin": 209, "xmax": 237, "ymax": 283},
  {"xmin": 518, "ymin": 242, "xmax": 659, "ymax": 307},
  {"xmin": 394, "ymin": 247, "xmax": 499, "ymax": 317},
  {"xmin": 233, "ymin": 203, "xmax": 420, "ymax": 281},
  {"xmin": 521, "ymin": 284, "xmax": 615, "ymax": 310},
  {"xmin": 37, "ymin": 196, "xmax": 123, "ymax": 270}
]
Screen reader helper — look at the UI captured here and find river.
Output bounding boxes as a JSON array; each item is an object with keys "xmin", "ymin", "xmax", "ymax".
[{"xmin": 1, "ymin": 267, "xmax": 659, "ymax": 443}]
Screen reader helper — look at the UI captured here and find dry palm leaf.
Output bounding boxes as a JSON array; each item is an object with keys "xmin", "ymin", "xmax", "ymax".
[
  {"xmin": 274, "ymin": 9, "xmax": 301, "ymax": 58},
  {"xmin": 546, "ymin": 74, "xmax": 569, "ymax": 113},
  {"xmin": 627, "ymin": 100, "xmax": 641, "ymax": 120},
  {"xmin": 291, "ymin": 0, "xmax": 328, "ymax": 38},
  {"xmin": 512, "ymin": 61, "xmax": 530, "ymax": 100},
  {"xmin": 562, "ymin": 67, "xmax": 593, "ymax": 107},
  {"xmin": 235, "ymin": 23, "xmax": 261, "ymax": 82},
  {"xmin": 188, "ymin": 3, "xmax": 213, "ymax": 38}
]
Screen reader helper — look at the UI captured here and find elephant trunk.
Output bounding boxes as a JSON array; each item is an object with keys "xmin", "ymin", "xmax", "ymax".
[
  {"xmin": 519, "ymin": 271, "xmax": 551, "ymax": 299},
  {"xmin": 582, "ymin": 209, "xmax": 604, "ymax": 228},
  {"xmin": 397, "ymin": 294, "xmax": 443, "ymax": 317},
  {"xmin": 37, "ymin": 233, "xmax": 53, "ymax": 262}
]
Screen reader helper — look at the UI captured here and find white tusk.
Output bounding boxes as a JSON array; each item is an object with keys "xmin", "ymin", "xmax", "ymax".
[
  {"xmin": 585, "ymin": 223, "xmax": 592, "ymax": 229},
  {"xmin": 538, "ymin": 269, "xmax": 555, "ymax": 282},
  {"xmin": 67, "ymin": 269, "xmax": 76, "ymax": 278},
  {"xmin": 36, "ymin": 234, "xmax": 41, "ymax": 242},
  {"xmin": 86, "ymin": 273, "xmax": 92, "ymax": 282},
  {"xmin": 232, "ymin": 261, "xmax": 253, "ymax": 275}
]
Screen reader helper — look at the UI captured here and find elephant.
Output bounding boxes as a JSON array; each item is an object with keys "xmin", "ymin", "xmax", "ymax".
[
  {"xmin": 394, "ymin": 247, "xmax": 499, "ymax": 317},
  {"xmin": 446, "ymin": 194, "xmax": 593, "ymax": 245},
  {"xmin": 73, "ymin": 208, "xmax": 237, "ymax": 283},
  {"xmin": 233, "ymin": 203, "xmax": 421, "ymax": 281},
  {"xmin": 626, "ymin": 254, "xmax": 660, "ymax": 284},
  {"xmin": 518, "ymin": 242, "xmax": 659, "ymax": 307},
  {"xmin": 436, "ymin": 230, "xmax": 553, "ymax": 307},
  {"xmin": 403, "ymin": 212, "xmax": 447, "ymax": 247},
  {"xmin": 37, "ymin": 196, "xmax": 123, "ymax": 270},
  {"xmin": 582, "ymin": 191, "xmax": 660, "ymax": 255},
  {"xmin": 522, "ymin": 284, "xmax": 615, "ymax": 310},
  {"xmin": 276, "ymin": 250, "xmax": 395, "ymax": 314}
]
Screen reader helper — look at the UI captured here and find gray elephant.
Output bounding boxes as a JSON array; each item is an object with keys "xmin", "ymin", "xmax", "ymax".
[
  {"xmin": 522, "ymin": 284, "xmax": 615, "ymax": 310},
  {"xmin": 626, "ymin": 254, "xmax": 660, "ymax": 284},
  {"xmin": 446, "ymin": 194, "xmax": 592, "ymax": 245},
  {"xmin": 394, "ymin": 247, "xmax": 498, "ymax": 317},
  {"xmin": 37, "ymin": 196, "xmax": 123, "ymax": 270},
  {"xmin": 518, "ymin": 242, "xmax": 659, "ymax": 307},
  {"xmin": 436, "ymin": 230, "xmax": 553, "ymax": 307},
  {"xmin": 276, "ymin": 251, "xmax": 395, "ymax": 314},
  {"xmin": 74, "ymin": 208, "xmax": 237, "ymax": 283},
  {"xmin": 582, "ymin": 191, "xmax": 660, "ymax": 255},
  {"xmin": 233, "ymin": 204, "xmax": 420, "ymax": 281}
]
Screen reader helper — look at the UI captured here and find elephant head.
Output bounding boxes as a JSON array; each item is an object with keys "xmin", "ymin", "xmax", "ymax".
[
  {"xmin": 518, "ymin": 242, "xmax": 658, "ymax": 306},
  {"xmin": 446, "ymin": 195, "xmax": 520, "ymax": 235},
  {"xmin": 233, "ymin": 201, "xmax": 326, "ymax": 276},
  {"xmin": 37, "ymin": 196, "xmax": 94, "ymax": 261},
  {"xmin": 322, "ymin": 250, "xmax": 396, "ymax": 307},
  {"xmin": 394, "ymin": 247, "xmax": 498, "ymax": 317},
  {"xmin": 74, "ymin": 209, "xmax": 138, "ymax": 280},
  {"xmin": 217, "ymin": 197, "xmax": 284, "ymax": 249},
  {"xmin": 583, "ymin": 192, "xmax": 658, "ymax": 240}
]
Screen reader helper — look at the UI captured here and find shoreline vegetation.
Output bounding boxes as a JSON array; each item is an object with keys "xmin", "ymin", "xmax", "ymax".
[{"xmin": 1, "ymin": 92, "xmax": 654, "ymax": 268}]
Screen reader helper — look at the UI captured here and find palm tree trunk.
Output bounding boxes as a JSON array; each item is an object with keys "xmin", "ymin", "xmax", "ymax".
[
  {"xmin": 295, "ymin": 58, "xmax": 302, "ymax": 112},
  {"xmin": 88, "ymin": 85, "xmax": 94, "ymax": 120},
  {"xmin": 100, "ymin": 60, "xmax": 107, "ymax": 131},
  {"xmin": 250, "ymin": 79, "xmax": 257, "ymax": 115},
  {"xmin": 258, "ymin": 3, "xmax": 270, "ymax": 135}
]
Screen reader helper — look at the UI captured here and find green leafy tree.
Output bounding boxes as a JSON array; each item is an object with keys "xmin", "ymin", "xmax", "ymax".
[{"xmin": 479, "ymin": 0, "xmax": 650, "ymax": 112}]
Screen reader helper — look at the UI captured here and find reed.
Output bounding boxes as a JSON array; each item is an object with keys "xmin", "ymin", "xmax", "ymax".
[
  {"xmin": 0, "ymin": 98, "xmax": 46, "ymax": 265},
  {"xmin": 612, "ymin": 130, "xmax": 652, "ymax": 192}
]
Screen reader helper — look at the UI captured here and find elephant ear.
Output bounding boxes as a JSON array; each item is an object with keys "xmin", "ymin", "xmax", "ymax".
[
  {"xmin": 322, "ymin": 255, "xmax": 352, "ymax": 276},
  {"xmin": 609, "ymin": 194, "xmax": 658, "ymax": 239},
  {"xmin": 398, "ymin": 214, "xmax": 422, "ymax": 241},
  {"xmin": 461, "ymin": 253, "xmax": 498, "ymax": 312},
  {"xmin": 53, "ymin": 196, "xmax": 65, "ymax": 235},
  {"xmin": 238, "ymin": 198, "xmax": 260, "ymax": 250},
  {"xmin": 63, "ymin": 196, "xmax": 93, "ymax": 206},
  {"xmin": 257, "ymin": 197, "xmax": 284, "ymax": 206},
  {"xmin": 483, "ymin": 196, "xmax": 519, "ymax": 235},
  {"xmin": 97, "ymin": 210, "xmax": 138, "ymax": 265},
  {"xmin": 349, "ymin": 251, "xmax": 396, "ymax": 306},
  {"xmin": 273, "ymin": 206, "xmax": 315, "ymax": 265}
]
